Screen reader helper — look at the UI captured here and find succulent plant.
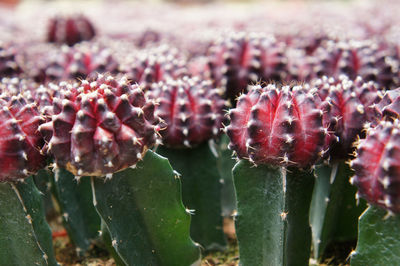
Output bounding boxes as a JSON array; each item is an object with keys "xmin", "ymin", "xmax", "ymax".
[
  {"xmin": 206, "ymin": 33, "xmax": 288, "ymax": 103},
  {"xmin": 313, "ymin": 40, "xmax": 399, "ymax": 89},
  {"xmin": 226, "ymin": 83, "xmax": 326, "ymax": 167},
  {"xmin": 227, "ymin": 83, "xmax": 325, "ymax": 265},
  {"xmin": 152, "ymin": 76, "xmax": 228, "ymax": 250},
  {"xmin": 31, "ymin": 44, "xmax": 119, "ymax": 83},
  {"xmin": 148, "ymin": 76, "xmax": 226, "ymax": 148},
  {"xmin": 47, "ymin": 14, "xmax": 96, "ymax": 46},
  {"xmin": 39, "ymin": 73, "xmax": 161, "ymax": 178},
  {"xmin": 351, "ymin": 120, "xmax": 400, "ymax": 213},
  {"xmin": 120, "ymin": 45, "xmax": 187, "ymax": 90},
  {"xmin": 350, "ymin": 120, "xmax": 400, "ymax": 265},
  {"xmin": 0, "ymin": 93, "xmax": 46, "ymax": 182},
  {"xmin": 0, "ymin": 90, "xmax": 56, "ymax": 265},
  {"xmin": 314, "ymin": 76, "xmax": 382, "ymax": 161}
]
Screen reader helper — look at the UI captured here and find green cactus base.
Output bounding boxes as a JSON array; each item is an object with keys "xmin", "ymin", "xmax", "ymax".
[
  {"xmin": 351, "ymin": 206, "xmax": 400, "ymax": 265},
  {"xmin": 51, "ymin": 168, "xmax": 101, "ymax": 255},
  {"xmin": 232, "ymin": 160, "xmax": 314, "ymax": 266},
  {"xmin": 0, "ymin": 177, "xmax": 57, "ymax": 266},
  {"xmin": 92, "ymin": 150, "xmax": 201, "ymax": 266},
  {"xmin": 310, "ymin": 162, "xmax": 366, "ymax": 260},
  {"xmin": 157, "ymin": 142, "xmax": 227, "ymax": 251}
]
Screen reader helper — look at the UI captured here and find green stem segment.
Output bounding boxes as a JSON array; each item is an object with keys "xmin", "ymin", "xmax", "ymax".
[
  {"xmin": 351, "ymin": 206, "xmax": 400, "ymax": 265},
  {"xmin": 216, "ymin": 135, "xmax": 237, "ymax": 217},
  {"xmin": 157, "ymin": 143, "xmax": 227, "ymax": 251},
  {"xmin": 0, "ymin": 177, "xmax": 57, "ymax": 266},
  {"xmin": 232, "ymin": 161, "xmax": 314, "ymax": 266},
  {"xmin": 310, "ymin": 162, "xmax": 366, "ymax": 260},
  {"xmin": 92, "ymin": 150, "xmax": 201, "ymax": 266},
  {"xmin": 51, "ymin": 168, "xmax": 101, "ymax": 255}
]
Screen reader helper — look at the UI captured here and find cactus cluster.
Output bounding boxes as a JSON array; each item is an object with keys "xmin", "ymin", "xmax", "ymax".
[{"xmin": 2, "ymin": 1, "xmax": 400, "ymax": 265}]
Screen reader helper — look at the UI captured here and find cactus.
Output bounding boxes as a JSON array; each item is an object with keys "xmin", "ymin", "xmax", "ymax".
[
  {"xmin": 150, "ymin": 77, "xmax": 227, "ymax": 250},
  {"xmin": 309, "ymin": 76, "xmax": 376, "ymax": 260},
  {"xmin": 226, "ymin": 84, "xmax": 326, "ymax": 265},
  {"xmin": 350, "ymin": 120, "xmax": 400, "ymax": 264},
  {"xmin": 0, "ymin": 92, "xmax": 56, "ymax": 265},
  {"xmin": 47, "ymin": 14, "xmax": 96, "ymax": 46}
]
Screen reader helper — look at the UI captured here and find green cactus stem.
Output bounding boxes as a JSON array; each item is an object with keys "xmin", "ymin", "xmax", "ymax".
[
  {"xmin": 91, "ymin": 150, "xmax": 201, "ymax": 266},
  {"xmin": 157, "ymin": 142, "xmax": 227, "ymax": 251},
  {"xmin": 351, "ymin": 206, "xmax": 400, "ymax": 265},
  {"xmin": 310, "ymin": 162, "xmax": 366, "ymax": 261},
  {"xmin": 0, "ymin": 177, "xmax": 57, "ymax": 266},
  {"xmin": 216, "ymin": 135, "xmax": 237, "ymax": 217},
  {"xmin": 51, "ymin": 168, "xmax": 101, "ymax": 255},
  {"xmin": 232, "ymin": 160, "xmax": 314, "ymax": 266}
]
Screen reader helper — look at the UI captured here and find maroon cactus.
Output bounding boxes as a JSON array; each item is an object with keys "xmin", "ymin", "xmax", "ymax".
[
  {"xmin": 120, "ymin": 45, "xmax": 187, "ymax": 90},
  {"xmin": 206, "ymin": 33, "xmax": 288, "ymax": 103},
  {"xmin": 225, "ymin": 84, "xmax": 326, "ymax": 167},
  {"xmin": 314, "ymin": 76, "xmax": 382, "ymax": 160},
  {"xmin": 31, "ymin": 44, "xmax": 119, "ymax": 83},
  {"xmin": 313, "ymin": 40, "xmax": 399, "ymax": 89},
  {"xmin": 47, "ymin": 14, "xmax": 96, "ymax": 46},
  {"xmin": 39, "ymin": 74, "xmax": 161, "ymax": 178},
  {"xmin": 351, "ymin": 120, "xmax": 400, "ymax": 213},
  {"xmin": 0, "ymin": 93, "xmax": 46, "ymax": 181},
  {"xmin": 147, "ymin": 76, "xmax": 226, "ymax": 148}
]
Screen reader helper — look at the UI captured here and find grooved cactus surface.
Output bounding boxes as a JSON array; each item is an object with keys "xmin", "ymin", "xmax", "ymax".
[
  {"xmin": 310, "ymin": 162, "xmax": 366, "ymax": 261},
  {"xmin": 92, "ymin": 150, "xmax": 201, "ymax": 266},
  {"xmin": 157, "ymin": 143, "xmax": 227, "ymax": 251},
  {"xmin": 51, "ymin": 168, "xmax": 101, "ymax": 254},
  {"xmin": 351, "ymin": 206, "xmax": 400, "ymax": 265},
  {"xmin": 0, "ymin": 181, "xmax": 49, "ymax": 266},
  {"xmin": 233, "ymin": 160, "xmax": 314, "ymax": 266}
]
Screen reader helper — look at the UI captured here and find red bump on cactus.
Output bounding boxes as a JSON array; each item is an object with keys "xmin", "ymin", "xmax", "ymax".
[
  {"xmin": 351, "ymin": 120, "xmax": 400, "ymax": 213},
  {"xmin": 0, "ymin": 93, "xmax": 46, "ymax": 181},
  {"xmin": 39, "ymin": 74, "xmax": 161, "ymax": 178},
  {"xmin": 374, "ymin": 87, "xmax": 400, "ymax": 119},
  {"xmin": 147, "ymin": 76, "xmax": 226, "ymax": 148},
  {"xmin": 225, "ymin": 84, "xmax": 326, "ymax": 168},
  {"xmin": 314, "ymin": 76, "xmax": 382, "ymax": 160},
  {"xmin": 47, "ymin": 14, "xmax": 96, "ymax": 46}
]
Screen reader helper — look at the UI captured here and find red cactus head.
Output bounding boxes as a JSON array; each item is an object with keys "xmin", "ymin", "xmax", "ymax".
[
  {"xmin": 147, "ymin": 76, "xmax": 226, "ymax": 148},
  {"xmin": 0, "ymin": 93, "xmax": 46, "ymax": 182},
  {"xmin": 206, "ymin": 32, "xmax": 288, "ymax": 103},
  {"xmin": 351, "ymin": 120, "xmax": 400, "ymax": 213},
  {"xmin": 39, "ymin": 74, "xmax": 161, "ymax": 178},
  {"xmin": 313, "ymin": 40, "xmax": 399, "ymax": 89},
  {"xmin": 314, "ymin": 76, "xmax": 382, "ymax": 161},
  {"xmin": 226, "ymin": 84, "xmax": 326, "ymax": 168},
  {"xmin": 47, "ymin": 14, "xmax": 96, "ymax": 46},
  {"xmin": 120, "ymin": 45, "xmax": 187, "ymax": 90}
]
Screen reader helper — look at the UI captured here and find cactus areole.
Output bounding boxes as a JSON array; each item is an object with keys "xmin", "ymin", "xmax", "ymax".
[{"xmin": 39, "ymin": 74, "xmax": 162, "ymax": 178}]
